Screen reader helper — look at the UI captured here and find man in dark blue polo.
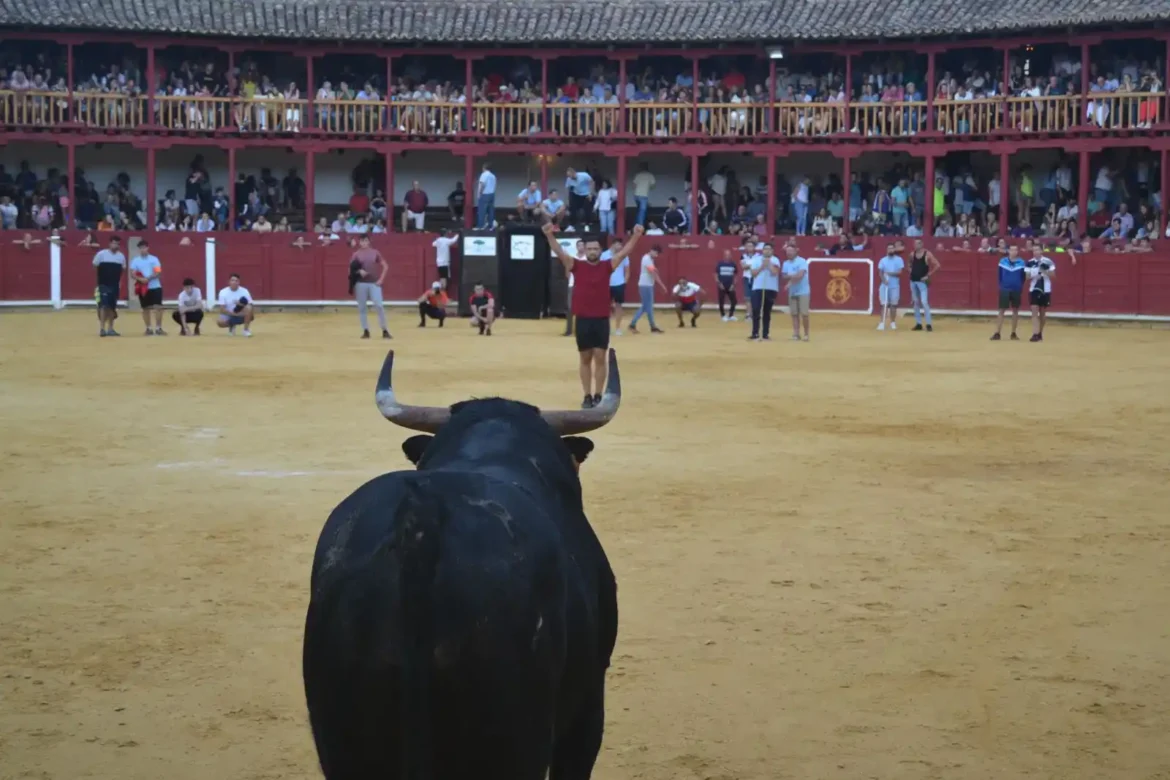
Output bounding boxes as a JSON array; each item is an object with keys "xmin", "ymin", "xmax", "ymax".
[{"xmin": 991, "ymin": 244, "xmax": 1026, "ymax": 341}]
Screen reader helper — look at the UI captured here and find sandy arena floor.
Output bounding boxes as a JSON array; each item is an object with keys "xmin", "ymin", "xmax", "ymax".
[{"xmin": 2, "ymin": 308, "xmax": 1169, "ymax": 780}]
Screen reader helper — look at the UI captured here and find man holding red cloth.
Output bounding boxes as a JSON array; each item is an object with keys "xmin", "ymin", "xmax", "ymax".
[{"xmin": 544, "ymin": 223, "xmax": 643, "ymax": 409}]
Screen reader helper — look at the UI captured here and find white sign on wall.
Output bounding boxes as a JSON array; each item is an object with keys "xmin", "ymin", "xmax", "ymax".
[
  {"xmin": 463, "ymin": 236, "xmax": 498, "ymax": 257},
  {"xmin": 510, "ymin": 234, "xmax": 536, "ymax": 260},
  {"xmin": 557, "ymin": 238, "xmax": 580, "ymax": 256}
]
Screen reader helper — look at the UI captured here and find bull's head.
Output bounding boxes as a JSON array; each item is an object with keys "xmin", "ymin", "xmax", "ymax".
[{"xmin": 375, "ymin": 349, "xmax": 620, "ymax": 471}]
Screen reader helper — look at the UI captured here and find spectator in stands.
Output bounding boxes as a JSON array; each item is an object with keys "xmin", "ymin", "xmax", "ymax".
[
  {"xmin": 252, "ymin": 214, "xmax": 273, "ymax": 233},
  {"xmin": 662, "ymin": 198, "xmax": 688, "ymax": 234},
  {"xmin": 541, "ymin": 189, "xmax": 566, "ymax": 226},
  {"xmin": 564, "ymin": 167, "xmax": 595, "ymax": 226},
  {"xmin": 369, "ymin": 190, "xmax": 388, "ymax": 221},
  {"xmin": 633, "ymin": 164, "xmax": 656, "ymax": 226},
  {"xmin": 349, "ymin": 187, "xmax": 370, "ymax": 216},
  {"xmin": 448, "ymin": 181, "xmax": 466, "ymax": 223},
  {"xmin": 0, "ymin": 196, "xmax": 16, "ymax": 230},
  {"xmin": 517, "ymin": 182, "xmax": 543, "ymax": 221},
  {"xmin": 402, "ymin": 181, "xmax": 429, "ymax": 232},
  {"xmin": 595, "ymin": 179, "xmax": 618, "ymax": 235}
]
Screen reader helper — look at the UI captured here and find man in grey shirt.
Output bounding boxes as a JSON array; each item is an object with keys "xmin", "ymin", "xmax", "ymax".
[{"xmin": 92, "ymin": 236, "xmax": 126, "ymax": 337}]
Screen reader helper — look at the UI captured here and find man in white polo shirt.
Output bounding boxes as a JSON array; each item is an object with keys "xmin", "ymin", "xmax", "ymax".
[
  {"xmin": 476, "ymin": 162, "xmax": 496, "ymax": 229},
  {"xmin": 1026, "ymin": 246, "xmax": 1056, "ymax": 342},
  {"xmin": 215, "ymin": 273, "xmax": 255, "ymax": 337},
  {"xmin": 781, "ymin": 245, "xmax": 811, "ymax": 341}
]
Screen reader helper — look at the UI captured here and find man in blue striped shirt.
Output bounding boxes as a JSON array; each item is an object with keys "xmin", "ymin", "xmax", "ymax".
[{"xmin": 992, "ymin": 245, "xmax": 1026, "ymax": 341}]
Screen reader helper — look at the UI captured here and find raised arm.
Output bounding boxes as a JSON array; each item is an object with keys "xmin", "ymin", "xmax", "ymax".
[
  {"xmin": 608, "ymin": 223, "xmax": 645, "ymax": 268},
  {"xmin": 542, "ymin": 223, "xmax": 575, "ymax": 272}
]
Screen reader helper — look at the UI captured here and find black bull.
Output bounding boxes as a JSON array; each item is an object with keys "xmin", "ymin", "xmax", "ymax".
[{"xmin": 303, "ymin": 349, "xmax": 621, "ymax": 780}]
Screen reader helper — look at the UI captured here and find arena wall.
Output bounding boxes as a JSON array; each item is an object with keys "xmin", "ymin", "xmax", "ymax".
[{"xmin": 3, "ymin": 232, "xmax": 1170, "ymax": 319}]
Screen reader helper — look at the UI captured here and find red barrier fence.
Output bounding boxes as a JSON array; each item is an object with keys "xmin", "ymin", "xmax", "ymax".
[{"xmin": 3, "ymin": 232, "xmax": 1170, "ymax": 319}]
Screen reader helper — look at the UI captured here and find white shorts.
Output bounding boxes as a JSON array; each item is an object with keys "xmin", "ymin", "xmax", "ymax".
[
  {"xmin": 879, "ymin": 283, "xmax": 900, "ymax": 307},
  {"xmin": 405, "ymin": 210, "xmax": 425, "ymax": 229}
]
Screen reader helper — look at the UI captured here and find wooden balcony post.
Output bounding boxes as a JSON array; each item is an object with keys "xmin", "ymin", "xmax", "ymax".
[
  {"xmin": 618, "ymin": 57, "xmax": 627, "ymax": 134},
  {"xmin": 385, "ymin": 151, "xmax": 394, "ymax": 233},
  {"xmin": 305, "ymin": 150, "xmax": 315, "ymax": 231},
  {"xmin": 228, "ymin": 146, "xmax": 236, "ymax": 231},
  {"xmin": 926, "ymin": 49, "xmax": 936, "ymax": 133},
  {"xmin": 766, "ymin": 154, "xmax": 777, "ymax": 233},
  {"xmin": 616, "ymin": 153, "xmax": 628, "ymax": 235},
  {"xmin": 924, "ymin": 154, "xmax": 935, "ymax": 238},
  {"xmin": 999, "ymin": 151, "xmax": 1010, "ymax": 237},
  {"xmin": 146, "ymin": 146, "xmax": 157, "ymax": 230}
]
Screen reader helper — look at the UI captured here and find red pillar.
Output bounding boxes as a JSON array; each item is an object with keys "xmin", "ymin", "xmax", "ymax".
[
  {"xmin": 540, "ymin": 56, "xmax": 549, "ymax": 134},
  {"xmin": 1000, "ymin": 151, "xmax": 1011, "ymax": 237},
  {"xmin": 765, "ymin": 154, "xmax": 777, "ymax": 235},
  {"xmin": 463, "ymin": 154, "xmax": 475, "ymax": 229},
  {"xmin": 146, "ymin": 45, "xmax": 157, "ymax": 128},
  {"xmin": 1002, "ymin": 46, "xmax": 1011, "ymax": 132},
  {"xmin": 385, "ymin": 152, "xmax": 395, "ymax": 233},
  {"xmin": 1077, "ymin": 150, "xmax": 1091, "ymax": 235},
  {"xmin": 1161, "ymin": 149, "xmax": 1168, "ymax": 235},
  {"xmin": 305, "ymin": 55, "xmax": 315, "ymax": 131},
  {"xmin": 228, "ymin": 146, "xmax": 236, "ymax": 231},
  {"xmin": 616, "ymin": 154, "xmax": 628, "ymax": 235},
  {"xmin": 65, "ymin": 43, "xmax": 74, "ymax": 123},
  {"xmin": 1082, "ymin": 43, "xmax": 1092, "ymax": 128},
  {"xmin": 691, "ymin": 57, "xmax": 700, "ymax": 133},
  {"xmin": 464, "ymin": 58, "xmax": 475, "ymax": 133},
  {"xmin": 65, "ymin": 141, "xmax": 76, "ymax": 227},
  {"xmin": 146, "ymin": 146, "xmax": 157, "ymax": 230},
  {"xmin": 924, "ymin": 154, "xmax": 935, "ymax": 239},
  {"xmin": 841, "ymin": 154, "xmax": 852, "ymax": 233},
  {"xmin": 305, "ymin": 151, "xmax": 315, "ymax": 231},
  {"xmin": 618, "ymin": 58, "xmax": 627, "ymax": 133},
  {"xmin": 925, "ymin": 50, "xmax": 936, "ymax": 132},
  {"xmin": 539, "ymin": 154, "xmax": 549, "ymax": 202},
  {"xmin": 768, "ymin": 57, "xmax": 777, "ymax": 136},
  {"xmin": 386, "ymin": 56, "xmax": 394, "ymax": 133},
  {"xmin": 844, "ymin": 54, "xmax": 853, "ymax": 132},
  {"xmin": 689, "ymin": 154, "xmax": 700, "ymax": 234}
]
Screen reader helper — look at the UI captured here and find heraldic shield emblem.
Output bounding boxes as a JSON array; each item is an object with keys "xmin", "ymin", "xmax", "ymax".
[{"xmin": 826, "ymin": 269, "xmax": 853, "ymax": 305}]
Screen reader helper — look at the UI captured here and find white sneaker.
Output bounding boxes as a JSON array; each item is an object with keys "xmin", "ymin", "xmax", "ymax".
[
  {"xmin": 721, "ymin": 315, "xmax": 729, "ymax": 322},
  {"xmin": 228, "ymin": 326, "xmax": 236, "ymax": 336},
  {"xmin": 729, "ymin": 315, "xmax": 738, "ymax": 322},
  {"xmin": 876, "ymin": 323, "xmax": 886, "ymax": 331},
  {"xmin": 614, "ymin": 329, "xmax": 623, "ymax": 336},
  {"xmin": 891, "ymin": 322, "xmax": 897, "ymax": 330},
  {"xmin": 243, "ymin": 329, "xmax": 253, "ymax": 337}
]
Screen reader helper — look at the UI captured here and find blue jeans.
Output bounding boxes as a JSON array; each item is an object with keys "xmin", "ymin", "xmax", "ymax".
[
  {"xmin": 635, "ymin": 196, "xmax": 649, "ymax": 226},
  {"xmin": 892, "ymin": 207, "xmax": 908, "ymax": 230},
  {"xmin": 629, "ymin": 285, "xmax": 658, "ymax": 329},
  {"xmin": 599, "ymin": 209, "xmax": 616, "ymax": 234},
  {"xmin": 911, "ymin": 281, "xmax": 932, "ymax": 325},
  {"xmin": 476, "ymin": 193, "xmax": 495, "ymax": 228},
  {"xmin": 793, "ymin": 201, "xmax": 809, "ymax": 235}
]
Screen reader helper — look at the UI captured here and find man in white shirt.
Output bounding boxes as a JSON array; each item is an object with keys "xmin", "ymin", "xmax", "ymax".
[
  {"xmin": 877, "ymin": 244, "xmax": 905, "ymax": 331},
  {"xmin": 432, "ymin": 229, "xmax": 459, "ymax": 289},
  {"xmin": 708, "ymin": 168, "xmax": 728, "ymax": 221},
  {"xmin": 602, "ymin": 237, "xmax": 628, "ymax": 335},
  {"xmin": 565, "ymin": 167, "xmax": 595, "ymax": 227},
  {"xmin": 215, "ymin": 273, "xmax": 255, "ymax": 337},
  {"xmin": 1026, "ymin": 247, "xmax": 1056, "ymax": 342},
  {"xmin": 594, "ymin": 180, "xmax": 618, "ymax": 235},
  {"xmin": 517, "ymin": 181, "xmax": 543, "ymax": 221},
  {"xmin": 672, "ymin": 277, "xmax": 702, "ymax": 328},
  {"xmin": 563, "ymin": 239, "xmax": 584, "ymax": 336},
  {"xmin": 632, "ymin": 163, "xmax": 656, "ymax": 226},
  {"xmin": 172, "ymin": 277, "xmax": 205, "ymax": 335},
  {"xmin": 476, "ymin": 162, "xmax": 497, "ymax": 229},
  {"xmin": 748, "ymin": 243, "xmax": 781, "ymax": 340}
]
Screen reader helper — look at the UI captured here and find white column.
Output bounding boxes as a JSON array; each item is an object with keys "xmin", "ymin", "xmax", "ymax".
[
  {"xmin": 204, "ymin": 237, "xmax": 216, "ymax": 309},
  {"xmin": 50, "ymin": 236, "xmax": 63, "ymax": 309}
]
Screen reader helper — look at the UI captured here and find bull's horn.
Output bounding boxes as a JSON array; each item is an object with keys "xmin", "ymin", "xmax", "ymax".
[
  {"xmin": 374, "ymin": 350, "xmax": 451, "ymax": 433},
  {"xmin": 541, "ymin": 348, "xmax": 622, "ymax": 436}
]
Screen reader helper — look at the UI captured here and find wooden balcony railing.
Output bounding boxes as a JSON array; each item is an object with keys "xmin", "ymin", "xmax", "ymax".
[
  {"xmin": 935, "ymin": 98, "xmax": 1004, "ymax": 135},
  {"xmin": 0, "ymin": 90, "xmax": 1165, "ymax": 140}
]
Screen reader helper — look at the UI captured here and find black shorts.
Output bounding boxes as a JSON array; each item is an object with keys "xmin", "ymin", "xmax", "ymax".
[
  {"xmin": 575, "ymin": 316, "xmax": 610, "ymax": 352},
  {"xmin": 96, "ymin": 284, "xmax": 118, "ymax": 309},
  {"xmin": 422, "ymin": 304, "xmax": 446, "ymax": 319},
  {"xmin": 172, "ymin": 309, "xmax": 204, "ymax": 323},
  {"xmin": 139, "ymin": 288, "xmax": 163, "ymax": 308},
  {"xmin": 678, "ymin": 301, "xmax": 698, "ymax": 313},
  {"xmin": 609, "ymin": 285, "xmax": 626, "ymax": 304},
  {"xmin": 1029, "ymin": 289, "xmax": 1051, "ymax": 308},
  {"xmin": 998, "ymin": 289, "xmax": 1021, "ymax": 310},
  {"xmin": 438, "ymin": 265, "xmax": 450, "ymax": 281}
]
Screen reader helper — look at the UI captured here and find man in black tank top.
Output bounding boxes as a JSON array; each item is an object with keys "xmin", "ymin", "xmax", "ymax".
[
  {"xmin": 713, "ymin": 246, "xmax": 739, "ymax": 321},
  {"xmin": 908, "ymin": 239, "xmax": 941, "ymax": 331}
]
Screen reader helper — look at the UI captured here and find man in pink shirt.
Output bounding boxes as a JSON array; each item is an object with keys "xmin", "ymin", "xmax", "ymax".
[{"xmin": 350, "ymin": 235, "xmax": 391, "ymax": 339}]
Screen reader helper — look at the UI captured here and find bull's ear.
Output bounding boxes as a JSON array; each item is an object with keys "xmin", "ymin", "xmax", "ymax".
[
  {"xmin": 562, "ymin": 436, "xmax": 595, "ymax": 466},
  {"xmin": 402, "ymin": 435, "xmax": 434, "ymax": 466}
]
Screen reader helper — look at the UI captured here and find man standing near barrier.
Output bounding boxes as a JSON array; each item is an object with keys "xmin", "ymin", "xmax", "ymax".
[
  {"xmin": 1026, "ymin": 246, "xmax": 1056, "ymax": 342},
  {"xmin": 350, "ymin": 234, "xmax": 391, "ymax": 340},
  {"xmin": 876, "ymin": 243, "xmax": 904, "ymax": 331},
  {"xmin": 129, "ymin": 239, "xmax": 165, "ymax": 336},
  {"xmin": 992, "ymin": 245, "xmax": 1026, "ymax": 341},
  {"xmin": 544, "ymin": 222, "xmax": 643, "ymax": 408},
  {"xmin": 908, "ymin": 238, "xmax": 941, "ymax": 331},
  {"xmin": 93, "ymin": 235, "xmax": 125, "ymax": 337},
  {"xmin": 714, "ymin": 247, "xmax": 739, "ymax": 321},
  {"xmin": 748, "ymin": 243, "xmax": 781, "ymax": 341},
  {"xmin": 781, "ymin": 245, "xmax": 811, "ymax": 341},
  {"xmin": 604, "ymin": 237, "xmax": 629, "ymax": 335}
]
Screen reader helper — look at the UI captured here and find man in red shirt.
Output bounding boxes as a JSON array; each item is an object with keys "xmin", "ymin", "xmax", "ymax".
[
  {"xmin": 468, "ymin": 283, "xmax": 495, "ymax": 335},
  {"xmin": 402, "ymin": 181, "xmax": 429, "ymax": 232},
  {"xmin": 349, "ymin": 234, "xmax": 391, "ymax": 339},
  {"xmin": 544, "ymin": 222, "xmax": 644, "ymax": 409}
]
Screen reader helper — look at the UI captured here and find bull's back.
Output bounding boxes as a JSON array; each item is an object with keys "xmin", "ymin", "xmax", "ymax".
[{"xmin": 304, "ymin": 470, "xmax": 573, "ymax": 780}]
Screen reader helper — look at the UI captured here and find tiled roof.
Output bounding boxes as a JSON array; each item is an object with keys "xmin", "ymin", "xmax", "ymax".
[{"xmin": 0, "ymin": 0, "xmax": 1167, "ymax": 43}]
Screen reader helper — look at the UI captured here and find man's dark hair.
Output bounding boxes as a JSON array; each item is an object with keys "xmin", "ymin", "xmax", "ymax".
[
  {"xmin": 230, "ymin": 273, "xmax": 241, "ymax": 281},
  {"xmin": 651, "ymin": 244, "xmax": 663, "ymax": 253},
  {"xmin": 359, "ymin": 233, "xmax": 371, "ymax": 242},
  {"xmin": 109, "ymin": 236, "xmax": 120, "ymax": 243},
  {"xmin": 182, "ymin": 277, "xmax": 195, "ymax": 286},
  {"xmin": 138, "ymin": 239, "xmax": 149, "ymax": 248},
  {"xmin": 668, "ymin": 197, "xmax": 677, "ymax": 205}
]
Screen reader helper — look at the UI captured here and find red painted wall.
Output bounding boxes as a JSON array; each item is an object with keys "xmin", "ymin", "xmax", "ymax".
[{"xmin": 4, "ymin": 232, "xmax": 1170, "ymax": 317}]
